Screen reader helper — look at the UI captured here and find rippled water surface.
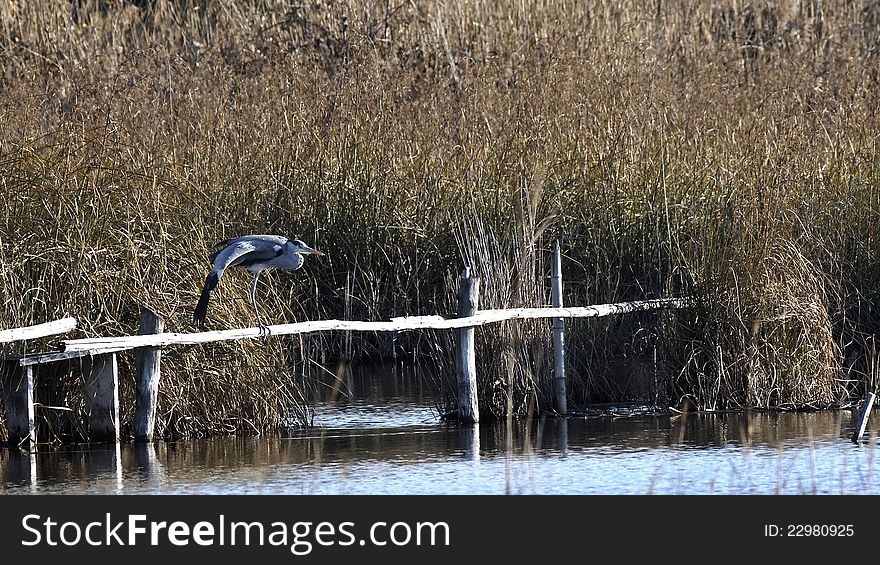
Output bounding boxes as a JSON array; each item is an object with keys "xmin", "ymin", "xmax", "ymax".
[{"xmin": 2, "ymin": 363, "xmax": 878, "ymax": 495}]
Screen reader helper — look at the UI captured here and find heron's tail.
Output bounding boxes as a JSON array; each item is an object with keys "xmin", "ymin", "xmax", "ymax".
[{"xmin": 193, "ymin": 271, "xmax": 220, "ymax": 329}]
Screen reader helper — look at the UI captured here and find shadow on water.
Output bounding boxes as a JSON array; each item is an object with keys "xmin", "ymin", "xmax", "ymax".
[{"xmin": 2, "ymin": 362, "xmax": 878, "ymax": 495}]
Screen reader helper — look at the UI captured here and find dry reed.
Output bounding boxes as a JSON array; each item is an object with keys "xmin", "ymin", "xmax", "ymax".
[{"xmin": 1, "ymin": 0, "xmax": 878, "ymax": 438}]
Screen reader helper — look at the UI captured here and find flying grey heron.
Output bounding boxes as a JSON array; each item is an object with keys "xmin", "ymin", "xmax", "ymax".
[{"xmin": 193, "ymin": 234, "xmax": 325, "ymax": 333}]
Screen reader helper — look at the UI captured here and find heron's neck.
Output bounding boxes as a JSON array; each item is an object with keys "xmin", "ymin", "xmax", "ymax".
[{"xmin": 283, "ymin": 251, "xmax": 305, "ymax": 270}]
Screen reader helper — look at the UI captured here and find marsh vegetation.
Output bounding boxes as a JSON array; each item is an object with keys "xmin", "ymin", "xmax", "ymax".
[{"xmin": 0, "ymin": 0, "xmax": 878, "ymax": 438}]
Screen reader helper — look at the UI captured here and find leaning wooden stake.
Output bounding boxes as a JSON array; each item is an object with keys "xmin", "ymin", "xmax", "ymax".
[
  {"xmin": 1, "ymin": 360, "xmax": 35, "ymax": 445},
  {"xmin": 134, "ymin": 308, "xmax": 164, "ymax": 442},
  {"xmin": 551, "ymin": 240, "xmax": 567, "ymax": 415},
  {"xmin": 851, "ymin": 391, "xmax": 876, "ymax": 443},
  {"xmin": 83, "ymin": 352, "xmax": 120, "ymax": 442},
  {"xmin": 457, "ymin": 268, "xmax": 480, "ymax": 424}
]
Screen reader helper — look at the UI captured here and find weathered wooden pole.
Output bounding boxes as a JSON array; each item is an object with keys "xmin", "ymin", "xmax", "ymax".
[
  {"xmin": 134, "ymin": 307, "xmax": 164, "ymax": 442},
  {"xmin": 457, "ymin": 267, "xmax": 480, "ymax": 424},
  {"xmin": 83, "ymin": 352, "xmax": 120, "ymax": 442},
  {"xmin": 344, "ymin": 270, "xmax": 353, "ymax": 361},
  {"xmin": 1, "ymin": 360, "xmax": 35, "ymax": 446},
  {"xmin": 851, "ymin": 391, "xmax": 876, "ymax": 443},
  {"xmin": 551, "ymin": 240, "xmax": 568, "ymax": 415}
]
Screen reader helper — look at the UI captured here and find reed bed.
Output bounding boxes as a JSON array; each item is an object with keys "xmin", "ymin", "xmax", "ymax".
[{"xmin": 1, "ymin": 0, "xmax": 879, "ymax": 438}]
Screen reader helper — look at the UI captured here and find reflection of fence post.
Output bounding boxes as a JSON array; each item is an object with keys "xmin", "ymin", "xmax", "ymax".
[
  {"xmin": 134, "ymin": 307, "xmax": 164, "ymax": 442},
  {"xmin": 551, "ymin": 240, "xmax": 567, "ymax": 415},
  {"xmin": 457, "ymin": 267, "xmax": 480, "ymax": 424},
  {"xmin": 3, "ymin": 449, "xmax": 36, "ymax": 490},
  {"xmin": 558, "ymin": 418, "xmax": 569, "ymax": 456},
  {"xmin": 134, "ymin": 442, "xmax": 163, "ymax": 481},
  {"xmin": 851, "ymin": 391, "xmax": 876, "ymax": 442},
  {"xmin": 83, "ymin": 352, "xmax": 120, "ymax": 442},
  {"xmin": 460, "ymin": 423, "xmax": 480, "ymax": 461},
  {"xmin": 1, "ymin": 360, "xmax": 35, "ymax": 445}
]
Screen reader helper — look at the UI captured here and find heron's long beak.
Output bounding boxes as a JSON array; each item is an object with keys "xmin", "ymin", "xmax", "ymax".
[{"xmin": 305, "ymin": 246, "xmax": 325, "ymax": 256}]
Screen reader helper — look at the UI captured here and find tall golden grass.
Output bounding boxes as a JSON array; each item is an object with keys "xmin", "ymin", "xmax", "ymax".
[{"xmin": 1, "ymin": 0, "xmax": 878, "ymax": 438}]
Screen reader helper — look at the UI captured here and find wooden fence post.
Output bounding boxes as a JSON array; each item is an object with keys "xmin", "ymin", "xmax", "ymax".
[
  {"xmin": 1, "ymin": 360, "xmax": 35, "ymax": 446},
  {"xmin": 457, "ymin": 267, "xmax": 480, "ymax": 424},
  {"xmin": 851, "ymin": 391, "xmax": 876, "ymax": 442},
  {"xmin": 83, "ymin": 352, "xmax": 120, "ymax": 442},
  {"xmin": 551, "ymin": 240, "xmax": 568, "ymax": 415},
  {"xmin": 134, "ymin": 307, "xmax": 164, "ymax": 442}
]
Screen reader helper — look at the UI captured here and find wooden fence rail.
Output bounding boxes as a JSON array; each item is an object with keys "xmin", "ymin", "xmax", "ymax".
[
  {"xmin": 0, "ymin": 317, "xmax": 77, "ymax": 343},
  {"xmin": 54, "ymin": 299, "xmax": 691, "ymax": 355}
]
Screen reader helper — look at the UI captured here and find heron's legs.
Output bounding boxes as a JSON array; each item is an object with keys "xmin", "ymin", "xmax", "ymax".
[{"xmin": 250, "ymin": 271, "xmax": 271, "ymax": 338}]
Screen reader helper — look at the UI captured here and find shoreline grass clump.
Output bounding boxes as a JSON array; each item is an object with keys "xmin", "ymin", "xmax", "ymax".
[{"xmin": 1, "ymin": 0, "xmax": 879, "ymax": 438}]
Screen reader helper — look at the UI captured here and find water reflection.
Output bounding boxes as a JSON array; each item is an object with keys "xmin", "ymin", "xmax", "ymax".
[
  {"xmin": 558, "ymin": 418, "xmax": 568, "ymax": 456},
  {"xmin": 1, "ymin": 363, "xmax": 877, "ymax": 495},
  {"xmin": 459, "ymin": 424, "xmax": 480, "ymax": 461},
  {"xmin": 133, "ymin": 442, "xmax": 163, "ymax": 484},
  {"xmin": 2, "ymin": 449, "xmax": 36, "ymax": 492}
]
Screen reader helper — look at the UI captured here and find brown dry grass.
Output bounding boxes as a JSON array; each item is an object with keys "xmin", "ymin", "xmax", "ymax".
[{"xmin": 1, "ymin": 1, "xmax": 879, "ymax": 438}]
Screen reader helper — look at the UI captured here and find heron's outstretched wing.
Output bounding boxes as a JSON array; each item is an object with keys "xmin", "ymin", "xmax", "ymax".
[
  {"xmin": 211, "ymin": 237, "xmax": 285, "ymax": 274},
  {"xmin": 209, "ymin": 234, "xmax": 288, "ymax": 261}
]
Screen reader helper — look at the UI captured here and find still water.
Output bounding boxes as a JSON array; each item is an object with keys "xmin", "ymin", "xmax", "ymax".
[{"xmin": 2, "ymin": 364, "xmax": 878, "ymax": 495}]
